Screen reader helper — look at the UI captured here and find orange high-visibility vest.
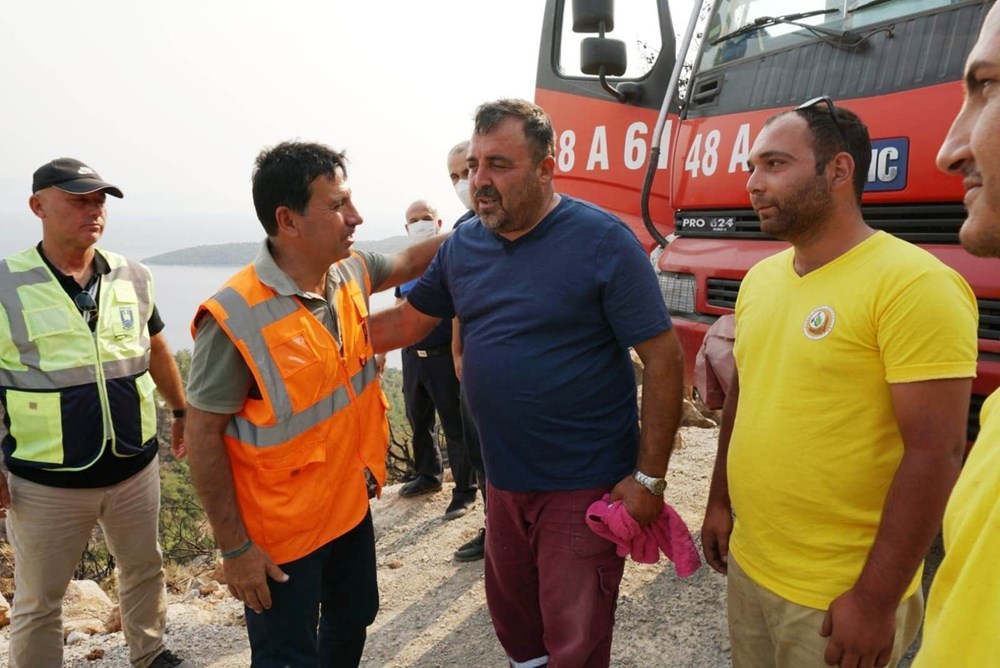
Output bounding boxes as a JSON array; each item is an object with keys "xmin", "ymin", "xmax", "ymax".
[{"xmin": 194, "ymin": 253, "xmax": 388, "ymax": 565}]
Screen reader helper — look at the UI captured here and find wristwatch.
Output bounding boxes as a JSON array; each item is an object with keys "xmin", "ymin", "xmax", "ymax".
[{"xmin": 632, "ymin": 469, "xmax": 667, "ymax": 495}]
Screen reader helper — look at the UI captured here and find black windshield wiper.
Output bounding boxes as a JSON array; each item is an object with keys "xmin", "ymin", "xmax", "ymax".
[
  {"xmin": 710, "ymin": 9, "xmax": 858, "ymax": 46},
  {"xmin": 848, "ymin": 0, "xmax": 896, "ymax": 14}
]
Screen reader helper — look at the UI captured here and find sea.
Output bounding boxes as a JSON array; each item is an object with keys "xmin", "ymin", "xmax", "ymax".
[{"xmin": 148, "ymin": 264, "xmax": 402, "ymax": 368}]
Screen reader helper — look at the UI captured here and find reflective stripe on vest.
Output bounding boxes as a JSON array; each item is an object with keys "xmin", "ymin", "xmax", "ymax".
[
  {"xmin": 210, "ymin": 271, "xmax": 381, "ymax": 447},
  {"xmin": 0, "ymin": 354, "xmax": 148, "ymax": 390},
  {"xmin": 212, "ymin": 285, "xmax": 299, "ymax": 422},
  {"xmin": 224, "ymin": 359, "xmax": 379, "ymax": 447},
  {"xmin": 0, "ymin": 252, "xmax": 152, "ymax": 389},
  {"xmin": 0, "ymin": 263, "xmax": 49, "ymax": 373}
]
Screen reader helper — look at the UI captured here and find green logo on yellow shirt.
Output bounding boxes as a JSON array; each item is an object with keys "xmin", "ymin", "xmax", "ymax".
[{"xmin": 803, "ymin": 306, "xmax": 835, "ymax": 340}]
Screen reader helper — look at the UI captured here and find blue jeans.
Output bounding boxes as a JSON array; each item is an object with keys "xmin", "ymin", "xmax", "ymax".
[{"xmin": 245, "ymin": 510, "xmax": 378, "ymax": 668}]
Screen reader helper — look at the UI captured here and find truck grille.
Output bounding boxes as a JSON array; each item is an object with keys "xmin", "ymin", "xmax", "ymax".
[
  {"xmin": 706, "ymin": 278, "xmax": 741, "ymax": 309},
  {"xmin": 969, "ymin": 393, "xmax": 987, "ymax": 443},
  {"xmin": 978, "ymin": 299, "xmax": 1000, "ymax": 341},
  {"xmin": 676, "ymin": 204, "xmax": 967, "ymax": 244}
]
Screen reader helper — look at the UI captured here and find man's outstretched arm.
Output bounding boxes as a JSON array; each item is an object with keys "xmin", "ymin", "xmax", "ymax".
[
  {"xmin": 372, "ymin": 234, "xmax": 449, "ymax": 292},
  {"xmin": 370, "ymin": 300, "xmax": 441, "ymax": 354}
]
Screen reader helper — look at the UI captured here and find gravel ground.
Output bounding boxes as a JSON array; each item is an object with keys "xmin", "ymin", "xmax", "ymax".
[
  {"xmin": 362, "ymin": 425, "xmax": 729, "ymax": 668},
  {"xmin": 0, "ymin": 425, "xmax": 940, "ymax": 666}
]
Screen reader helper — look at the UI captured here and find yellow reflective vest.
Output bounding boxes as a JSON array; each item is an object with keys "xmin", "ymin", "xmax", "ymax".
[
  {"xmin": 194, "ymin": 252, "xmax": 389, "ymax": 565},
  {"xmin": 0, "ymin": 247, "xmax": 158, "ymax": 471}
]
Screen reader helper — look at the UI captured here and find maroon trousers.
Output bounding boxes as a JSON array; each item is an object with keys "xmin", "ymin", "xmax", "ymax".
[{"xmin": 484, "ymin": 484, "xmax": 625, "ymax": 668}]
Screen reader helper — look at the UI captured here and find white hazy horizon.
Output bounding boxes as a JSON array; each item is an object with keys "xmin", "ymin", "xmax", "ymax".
[
  {"xmin": 2, "ymin": 0, "xmax": 702, "ymax": 262},
  {"xmin": 0, "ymin": 1, "xmax": 545, "ymax": 259}
]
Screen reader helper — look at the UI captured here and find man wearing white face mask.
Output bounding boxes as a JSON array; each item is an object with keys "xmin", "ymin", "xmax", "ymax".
[
  {"xmin": 449, "ymin": 141, "xmax": 474, "ymax": 212},
  {"xmin": 396, "ymin": 200, "xmax": 478, "ymax": 520}
]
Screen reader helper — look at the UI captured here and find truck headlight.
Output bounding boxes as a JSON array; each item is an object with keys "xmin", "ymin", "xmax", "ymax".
[{"xmin": 659, "ymin": 272, "xmax": 695, "ymax": 315}]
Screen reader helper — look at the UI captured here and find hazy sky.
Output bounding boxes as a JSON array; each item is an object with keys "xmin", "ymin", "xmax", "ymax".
[{"xmin": 0, "ymin": 1, "xmax": 546, "ymax": 259}]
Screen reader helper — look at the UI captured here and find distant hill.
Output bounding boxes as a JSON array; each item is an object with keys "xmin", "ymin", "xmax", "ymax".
[
  {"xmin": 143, "ymin": 242, "xmax": 257, "ymax": 266},
  {"xmin": 143, "ymin": 236, "xmax": 412, "ymax": 266}
]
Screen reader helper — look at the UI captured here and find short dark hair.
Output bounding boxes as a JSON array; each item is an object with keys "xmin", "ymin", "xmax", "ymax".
[
  {"xmin": 474, "ymin": 99, "xmax": 555, "ymax": 163},
  {"xmin": 770, "ymin": 103, "xmax": 871, "ymax": 202},
  {"xmin": 252, "ymin": 141, "xmax": 348, "ymax": 235}
]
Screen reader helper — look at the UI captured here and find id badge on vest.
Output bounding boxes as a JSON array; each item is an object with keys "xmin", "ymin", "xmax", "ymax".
[{"xmin": 110, "ymin": 282, "xmax": 140, "ymax": 340}]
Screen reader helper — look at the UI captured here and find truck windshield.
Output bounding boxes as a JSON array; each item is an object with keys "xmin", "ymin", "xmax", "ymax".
[{"xmin": 699, "ymin": 0, "xmax": 953, "ymax": 69}]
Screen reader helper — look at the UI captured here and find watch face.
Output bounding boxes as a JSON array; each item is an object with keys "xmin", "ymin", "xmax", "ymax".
[{"xmin": 634, "ymin": 470, "xmax": 666, "ymax": 495}]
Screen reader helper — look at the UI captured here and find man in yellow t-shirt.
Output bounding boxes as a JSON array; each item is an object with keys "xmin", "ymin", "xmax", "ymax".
[
  {"xmin": 701, "ymin": 101, "xmax": 978, "ymax": 668},
  {"xmin": 915, "ymin": 4, "xmax": 1000, "ymax": 664}
]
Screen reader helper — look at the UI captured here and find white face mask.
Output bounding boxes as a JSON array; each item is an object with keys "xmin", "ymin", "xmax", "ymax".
[
  {"xmin": 455, "ymin": 179, "xmax": 473, "ymax": 210},
  {"xmin": 406, "ymin": 219, "xmax": 438, "ymax": 240}
]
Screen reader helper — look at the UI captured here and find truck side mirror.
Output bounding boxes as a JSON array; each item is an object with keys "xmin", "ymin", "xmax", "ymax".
[
  {"xmin": 581, "ymin": 36, "xmax": 627, "ymax": 76},
  {"xmin": 571, "ymin": 0, "xmax": 639, "ymax": 103},
  {"xmin": 573, "ymin": 0, "xmax": 615, "ymax": 33}
]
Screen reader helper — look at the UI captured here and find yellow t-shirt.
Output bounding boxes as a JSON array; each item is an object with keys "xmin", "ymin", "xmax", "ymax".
[
  {"xmin": 914, "ymin": 389, "xmax": 1000, "ymax": 666},
  {"xmin": 729, "ymin": 231, "xmax": 978, "ymax": 610}
]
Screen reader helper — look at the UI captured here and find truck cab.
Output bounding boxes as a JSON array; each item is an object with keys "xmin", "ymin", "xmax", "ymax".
[{"xmin": 535, "ymin": 0, "xmax": 998, "ymax": 440}]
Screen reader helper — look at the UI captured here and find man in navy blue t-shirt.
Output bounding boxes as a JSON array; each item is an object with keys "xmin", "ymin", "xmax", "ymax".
[{"xmin": 371, "ymin": 99, "xmax": 684, "ymax": 668}]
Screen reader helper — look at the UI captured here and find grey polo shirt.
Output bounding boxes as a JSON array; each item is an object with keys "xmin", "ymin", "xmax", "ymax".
[{"xmin": 187, "ymin": 240, "xmax": 391, "ymax": 414}]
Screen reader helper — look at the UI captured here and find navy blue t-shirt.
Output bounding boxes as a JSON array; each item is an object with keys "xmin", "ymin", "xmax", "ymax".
[{"xmin": 407, "ymin": 196, "xmax": 671, "ymax": 492}]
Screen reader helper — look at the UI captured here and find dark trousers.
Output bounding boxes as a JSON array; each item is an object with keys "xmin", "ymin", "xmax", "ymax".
[
  {"xmin": 402, "ymin": 348, "xmax": 476, "ymax": 501},
  {"xmin": 459, "ymin": 384, "xmax": 488, "ymax": 511},
  {"xmin": 245, "ymin": 511, "xmax": 379, "ymax": 668}
]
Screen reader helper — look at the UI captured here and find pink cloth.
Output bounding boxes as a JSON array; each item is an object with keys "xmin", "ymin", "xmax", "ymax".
[{"xmin": 585, "ymin": 494, "xmax": 701, "ymax": 577}]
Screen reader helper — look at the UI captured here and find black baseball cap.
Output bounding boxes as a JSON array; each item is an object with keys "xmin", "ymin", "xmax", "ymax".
[{"xmin": 32, "ymin": 158, "xmax": 124, "ymax": 198}]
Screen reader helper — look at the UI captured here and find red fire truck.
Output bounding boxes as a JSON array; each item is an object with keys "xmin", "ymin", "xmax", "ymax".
[{"xmin": 535, "ymin": 0, "xmax": 998, "ymax": 439}]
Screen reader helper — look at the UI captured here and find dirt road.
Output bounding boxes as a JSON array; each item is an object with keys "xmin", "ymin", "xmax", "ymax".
[{"xmin": 2, "ymin": 425, "xmax": 938, "ymax": 667}]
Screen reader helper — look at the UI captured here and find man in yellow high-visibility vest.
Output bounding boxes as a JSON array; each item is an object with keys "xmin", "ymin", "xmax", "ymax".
[{"xmin": 0, "ymin": 158, "xmax": 191, "ymax": 668}]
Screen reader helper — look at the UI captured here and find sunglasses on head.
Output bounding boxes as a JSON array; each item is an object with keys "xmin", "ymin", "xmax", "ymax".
[{"xmin": 796, "ymin": 96, "xmax": 849, "ymax": 152}]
